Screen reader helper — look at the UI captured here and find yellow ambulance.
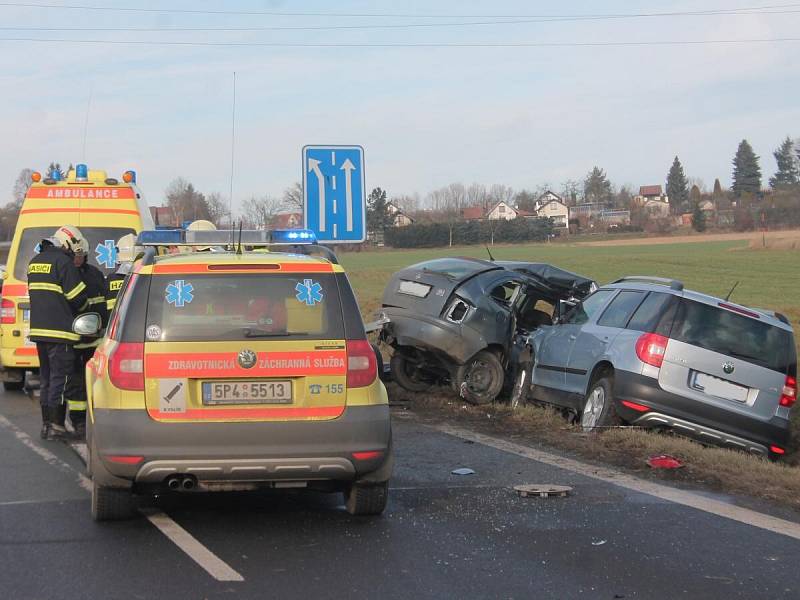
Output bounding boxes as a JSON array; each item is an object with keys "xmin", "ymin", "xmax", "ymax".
[{"xmin": 0, "ymin": 164, "xmax": 153, "ymax": 389}]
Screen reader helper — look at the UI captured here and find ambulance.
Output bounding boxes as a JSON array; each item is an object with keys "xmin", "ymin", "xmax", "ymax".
[{"xmin": 0, "ymin": 164, "xmax": 154, "ymax": 389}]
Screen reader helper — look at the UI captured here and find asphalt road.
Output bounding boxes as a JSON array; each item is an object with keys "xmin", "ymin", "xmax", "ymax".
[{"xmin": 1, "ymin": 388, "xmax": 799, "ymax": 600}]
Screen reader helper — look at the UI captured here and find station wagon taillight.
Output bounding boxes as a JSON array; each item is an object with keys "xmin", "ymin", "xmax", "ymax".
[
  {"xmin": 780, "ymin": 376, "xmax": 797, "ymax": 408},
  {"xmin": 1, "ymin": 299, "xmax": 15, "ymax": 324},
  {"xmin": 635, "ymin": 333, "xmax": 668, "ymax": 368},
  {"xmin": 108, "ymin": 342, "xmax": 144, "ymax": 391},
  {"xmin": 346, "ymin": 340, "xmax": 377, "ymax": 388}
]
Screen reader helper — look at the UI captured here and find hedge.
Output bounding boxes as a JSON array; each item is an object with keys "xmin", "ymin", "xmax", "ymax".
[{"xmin": 384, "ymin": 217, "xmax": 554, "ymax": 248}]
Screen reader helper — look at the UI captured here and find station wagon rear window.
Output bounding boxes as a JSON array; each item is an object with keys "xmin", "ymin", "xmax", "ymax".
[
  {"xmin": 670, "ymin": 298, "xmax": 796, "ymax": 373},
  {"xmin": 145, "ymin": 274, "xmax": 345, "ymax": 342}
]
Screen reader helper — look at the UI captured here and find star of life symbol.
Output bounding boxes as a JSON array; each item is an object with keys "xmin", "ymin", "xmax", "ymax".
[
  {"xmin": 165, "ymin": 279, "xmax": 194, "ymax": 308},
  {"xmin": 95, "ymin": 240, "xmax": 117, "ymax": 269},
  {"xmin": 295, "ymin": 279, "xmax": 323, "ymax": 306}
]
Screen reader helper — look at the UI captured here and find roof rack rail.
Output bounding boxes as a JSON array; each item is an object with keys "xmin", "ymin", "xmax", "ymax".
[{"xmin": 612, "ymin": 276, "xmax": 684, "ymax": 291}]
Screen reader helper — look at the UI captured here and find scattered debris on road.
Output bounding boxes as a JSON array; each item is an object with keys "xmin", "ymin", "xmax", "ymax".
[
  {"xmin": 647, "ymin": 454, "xmax": 685, "ymax": 469},
  {"xmin": 591, "ymin": 540, "xmax": 607, "ymax": 546},
  {"xmin": 513, "ymin": 484, "xmax": 572, "ymax": 498},
  {"xmin": 451, "ymin": 468, "xmax": 476, "ymax": 476}
]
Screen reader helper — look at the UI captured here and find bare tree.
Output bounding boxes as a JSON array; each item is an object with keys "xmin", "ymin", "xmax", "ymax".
[
  {"xmin": 466, "ymin": 182, "xmax": 488, "ymax": 209},
  {"xmin": 390, "ymin": 193, "xmax": 420, "ymax": 213},
  {"xmin": 12, "ymin": 168, "xmax": 34, "ymax": 207},
  {"xmin": 488, "ymin": 184, "xmax": 515, "ymax": 206},
  {"xmin": 560, "ymin": 180, "xmax": 581, "ymax": 205},
  {"xmin": 282, "ymin": 182, "xmax": 303, "ymax": 212},
  {"xmin": 240, "ymin": 194, "xmax": 283, "ymax": 229},
  {"xmin": 165, "ymin": 177, "xmax": 211, "ymax": 223},
  {"xmin": 427, "ymin": 183, "xmax": 468, "ymax": 246},
  {"xmin": 686, "ymin": 177, "xmax": 707, "ymax": 193},
  {"xmin": 205, "ymin": 192, "xmax": 229, "ymax": 227}
]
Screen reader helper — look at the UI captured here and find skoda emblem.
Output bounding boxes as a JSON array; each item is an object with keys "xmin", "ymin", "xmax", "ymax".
[
  {"xmin": 722, "ymin": 362, "xmax": 735, "ymax": 375},
  {"xmin": 238, "ymin": 349, "xmax": 257, "ymax": 369}
]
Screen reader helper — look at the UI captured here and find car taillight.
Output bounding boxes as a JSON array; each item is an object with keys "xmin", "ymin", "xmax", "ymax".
[
  {"xmin": 346, "ymin": 339, "xmax": 377, "ymax": 388},
  {"xmin": 635, "ymin": 333, "xmax": 668, "ymax": 368},
  {"xmin": 108, "ymin": 342, "xmax": 144, "ymax": 391},
  {"xmin": 1, "ymin": 298, "xmax": 15, "ymax": 324},
  {"xmin": 780, "ymin": 375, "xmax": 797, "ymax": 408}
]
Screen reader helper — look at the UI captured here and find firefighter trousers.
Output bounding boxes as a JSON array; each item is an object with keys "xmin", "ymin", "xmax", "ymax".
[
  {"xmin": 66, "ymin": 347, "xmax": 94, "ymax": 427},
  {"xmin": 36, "ymin": 342, "xmax": 76, "ymax": 426}
]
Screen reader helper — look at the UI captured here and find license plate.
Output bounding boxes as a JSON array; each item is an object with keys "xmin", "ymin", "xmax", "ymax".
[
  {"xmin": 202, "ymin": 380, "xmax": 292, "ymax": 405},
  {"xmin": 22, "ymin": 309, "xmax": 29, "ymax": 322},
  {"xmin": 692, "ymin": 372, "xmax": 748, "ymax": 403}
]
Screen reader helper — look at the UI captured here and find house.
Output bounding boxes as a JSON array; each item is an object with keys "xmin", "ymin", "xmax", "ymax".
[
  {"xmin": 461, "ymin": 206, "xmax": 485, "ymax": 221},
  {"xmin": 533, "ymin": 197, "xmax": 569, "ymax": 229},
  {"xmin": 272, "ymin": 212, "xmax": 303, "ymax": 229},
  {"xmin": 149, "ymin": 206, "xmax": 176, "ymax": 227},
  {"xmin": 386, "ymin": 202, "xmax": 414, "ymax": 227},
  {"xmin": 634, "ymin": 185, "xmax": 670, "ymax": 216},
  {"xmin": 485, "ymin": 201, "xmax": 518, "ymax": 221},
  {"xmin": 535, "ymin": 190, "xmax": 563, "ymax": 208}
]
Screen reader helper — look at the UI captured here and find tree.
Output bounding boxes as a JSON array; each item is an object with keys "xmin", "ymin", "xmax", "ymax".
[
  {"xmin": 560, "ymin": 180, "xmax": 581, "ymax": 205},
  {"xmin": 514, "ymin": 189, "xmax": 538, "ymax": 212},
  {"xmin": 165, "ymin": 178, "xmax": 211, "ymax": 223},
  {"xmin": 666, "ymin": 156, "xmax": 689, "ymax": 214},
  {"xmin": 282, "ymin": 182, "xmax": 303, "ymax": 212},
  {"xmin": 205, "ymin": 192, "xmax": 229, "ymax": 227},
  {"xmin": 732, "ymin": 139, "xmax": 762, "ymax": 196},
  {"xmin": 488, "ymin": 184, "xmax": 515, "ymax": 207},
  {"xmin": 769, "ymin": 136, "xmax": 799, "ymax": 189},
  {"xmin": 583, "ymin": 167, "xmax": 613, "ymax": 205},
  {"xmin": 12, "ymin": 168, "xmax": 34, "ymax": 206},
  {"xmin": 366, "ymin": 187, "xmax": 392, "ymax": 235},
  {"xmin": 614, "ymin": 185, "xmax": 633, "ymax": 209},
  {"xmin": 713, "ymin": 178, "xmax": 724, "ymax": 197},
  {"xmin": 692, "ymin": 200, "xmax": 707, "ymax": 232},
  {"xmin": 240, "ymin": 194, "xmax": 283, "ymax": 229}
]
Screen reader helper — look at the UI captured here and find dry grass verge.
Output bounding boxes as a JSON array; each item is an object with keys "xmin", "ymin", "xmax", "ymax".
[{"xmin": 391, "ymin": 384, "xmax": 800, "ymax": 512}]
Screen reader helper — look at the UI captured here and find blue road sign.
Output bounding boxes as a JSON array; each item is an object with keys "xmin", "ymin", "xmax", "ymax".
[{"xmin": 303, "ymin": 145, "xmax": 366, "ymax": 243}]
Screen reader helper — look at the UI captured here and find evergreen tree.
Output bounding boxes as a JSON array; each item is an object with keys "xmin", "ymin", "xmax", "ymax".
[
  {"xmin": 769, "ymin": 136, "xmax": 799, "ymax": 189},
  {"xmin": 583, "ymin": 167, "xmax": 612, "ymax": 205},
  {"xmin": 713, "ymin": 178, "xmax": 723, "ymax": 197},
  {"xmin": 691, "ymin": 201, "xmax": 707, "ymax": 232},
  {"xmin": 366, "ymin": 187, "xmax": 392, "ymax": 234},
  {"xmin": 666, "ymin": 156, "xmax": 689, "ymax": 214},
  {"xmin": 732, "ymin": 139, "xmax": 762, "ymax": 196}
]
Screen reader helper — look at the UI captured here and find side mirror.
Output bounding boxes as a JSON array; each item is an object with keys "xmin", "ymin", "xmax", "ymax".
[{"xmin": 73, "ymin": 313, "xmax": 102, "ymax": 337}]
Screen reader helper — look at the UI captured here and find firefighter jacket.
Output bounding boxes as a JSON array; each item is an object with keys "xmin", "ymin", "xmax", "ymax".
[
  {"xmin": 105, "ymin": 271, "xmax": 126, "ymax": 313},
  {"xmin": 75, "ymin": 262, "xmax": 108, "ymax": 350},
  {"xmin": 27, "ymin": 246, "xmax": 88, "ymax": 344}
]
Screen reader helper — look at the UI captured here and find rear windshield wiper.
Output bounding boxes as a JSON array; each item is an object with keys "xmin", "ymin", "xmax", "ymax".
[{"xmin": 243, "ymin": 329, "xmax": 304, "ymax": 338}]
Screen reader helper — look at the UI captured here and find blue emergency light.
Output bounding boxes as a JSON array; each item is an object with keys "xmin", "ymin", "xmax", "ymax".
[
  {"xmin": 137, "ymin": 229, "xmax": 184, "ymax": 245},
  {"xmin": 75, "ymin": 163, "xmax": 88, "ymax": 181},
  {"xmin": 269, "ymin": 229, "xmax": 317, "ymax": 244}
]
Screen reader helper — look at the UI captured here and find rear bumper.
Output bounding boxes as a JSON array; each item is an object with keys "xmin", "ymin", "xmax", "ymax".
[
  {"xmin": 0, "ymin": 347, "xmax": 38, "ymax": 371},
  {"xmin": 614, "ymin": 370, "xmax": 790, "ymax": 455},
  {"xmin": 383, "ymin": 309, "xmax": 484, "ymax": 365},
  {"xmin": 92, "ymin": 404, "xmax": 392, "ymax": 485}
]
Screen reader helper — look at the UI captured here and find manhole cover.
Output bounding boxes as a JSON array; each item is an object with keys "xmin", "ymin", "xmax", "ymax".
[{"xmin": 514, "ymin": 484, "xmax": 572, "ymax": 498}]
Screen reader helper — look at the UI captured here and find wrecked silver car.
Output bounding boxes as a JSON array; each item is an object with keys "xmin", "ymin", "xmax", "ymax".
[{"xmin": 377, "ymin": 257, "xmax": 596, "ymax": 404}]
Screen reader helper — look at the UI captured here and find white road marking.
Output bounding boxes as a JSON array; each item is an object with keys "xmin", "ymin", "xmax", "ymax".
[
  {"xmin": 145, "ymin": 512, "xmax": 244, "ymax": 582},
  {"xmin": 0, "ymin": 414, "xmax": 244, "ymax": 582},
  {"xmin": 434, "ymin": 423, "xmax": 800, "ymax": 542}
]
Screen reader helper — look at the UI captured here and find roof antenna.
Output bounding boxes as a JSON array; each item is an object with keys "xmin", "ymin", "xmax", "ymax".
[
  {"xmin": 724, "ymin": 281, "xmax": 739, "ymax": 301},
  {"xmin": 236, "ymin": 220, "xmax": 243, "ymax": 255},
  {"xmin": 485, "ymin": 246, "xmax": 495, "ymax": 261}
]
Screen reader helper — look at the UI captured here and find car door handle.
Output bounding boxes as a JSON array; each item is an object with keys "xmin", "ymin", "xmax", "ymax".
[{"xmin": 568, "ymin": 335, "xmax": 577, "ymax": 341}]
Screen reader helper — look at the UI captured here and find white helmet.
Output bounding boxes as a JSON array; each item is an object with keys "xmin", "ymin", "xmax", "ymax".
[
  {"xmin": 185, "ymin": 219, "xmax": 217, "ymax": 252},
  {"xmin": 51, "ymin": 225, "xmax": 86, "ymax": 255},
  {"xmin": 116, "ymin": 233, "xmax": 142, "ymax": 264}
]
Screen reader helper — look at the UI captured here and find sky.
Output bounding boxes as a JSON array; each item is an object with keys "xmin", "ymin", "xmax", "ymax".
[{"xmin": 0, "ymin": 0, "xmax": 798, "ymax": 214}]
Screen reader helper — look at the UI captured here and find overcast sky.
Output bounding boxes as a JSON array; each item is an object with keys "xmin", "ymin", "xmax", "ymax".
[{"xmin": 0, "ymin": 1, "xmax": 798, "ymax": 213}]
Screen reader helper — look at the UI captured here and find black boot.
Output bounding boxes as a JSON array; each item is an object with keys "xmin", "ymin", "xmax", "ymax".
[
  {"xmin": 40, "ymin": 405, "xmax": 50, "ymax": 440},
  {"xmin": 42, "ymin": 406, "xmax": 67, "ymax": 441}
]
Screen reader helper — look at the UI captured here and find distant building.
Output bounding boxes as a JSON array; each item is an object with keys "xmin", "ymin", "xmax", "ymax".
[
  {"xmin": 634, "ymin": 185, "xmax": 670, "ymax": 216},
  {"xmin": 533, "ymin": 196, "xmax": 569, "ymax": 229},
  {"xmin": 461, "ymin": 206, "xmax": 486, "ymax": 221},
  {"xmin": 386, "ymin": 202, "xmax": 414, "ymax": 227},
  {"xmin": 486, "ymin": 201, "xmax": 518, "ymax": 221}
]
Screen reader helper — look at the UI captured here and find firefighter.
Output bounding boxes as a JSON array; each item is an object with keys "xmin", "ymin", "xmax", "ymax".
[
  {"xmin": 67, "ymin": 237, "xmax": 108, "ymax": 439},
  {"xmin": 105, "ymin": 233, "xmax": 140, "ymax": 314},
  {"xmin": 27, "ymin": 226, "xmax": 88, "ymax": 440}
]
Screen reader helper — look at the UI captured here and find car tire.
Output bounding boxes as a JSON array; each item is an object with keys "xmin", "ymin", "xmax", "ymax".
[
  {"xmin": 91, "ymin": 480, "xmax": 137, "ymax": 521},
  {"xmin": 3, "ymin": 380, "xmax": 24, "ymax": 391},
  {"xmin": 580, "ymin": 375, "xmax": 619, "ymax": 432},
  {"xmin": 344, "ymin": 482, "xmax": 388, "ymax": 516},
  {"xmin": 456, "ymin": 350, "xmax": 505, "ymax": 405},
  {"xmin": 390, "ymin": 353, "xmax": 434, "ymax": 392},
  {"xmin": 508, "ymin": 362, "xmax": 532, "ymax": 410}
]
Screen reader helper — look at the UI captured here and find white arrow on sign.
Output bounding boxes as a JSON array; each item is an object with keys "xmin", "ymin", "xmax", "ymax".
[
  {"xmin": 340, "ymin": 158, "xmax": 356, "ymax": 232},
  {"xmin": 308, "ymin": 158, "xmax": 326, "ymax": 232}
]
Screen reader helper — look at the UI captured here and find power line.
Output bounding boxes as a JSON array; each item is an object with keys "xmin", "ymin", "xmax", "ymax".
[
  {"xmin": 0, "ymin": 36, "xmax": 798, "ymax": 48},
  {"xmin": 2, "ymin": 8, "xmax": 800, "ymax": 33},
  {"xmin": 1, "ymin": 1, "xmax": 799, "ymax": 19}
]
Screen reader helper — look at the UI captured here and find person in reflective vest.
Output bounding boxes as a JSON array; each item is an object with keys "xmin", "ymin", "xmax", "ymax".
[
  {"xmin": 27, "ymin": 226, "xmax": 88, "ymax": 440},
  {"xmin": 67, "ymin": 237, "xmax": 108, "ymax": 439}
]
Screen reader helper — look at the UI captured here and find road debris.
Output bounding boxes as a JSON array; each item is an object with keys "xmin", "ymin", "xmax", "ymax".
[
  {"xmin": 591, "ymin": 540, "xmax": 607, "ymax": 546},
  {"xmin": 451, "ymin": 468, "xmax": 476, "ymax": 476},
  {"xmin": 647, "ymin": 454, "xmax": 684, "ymax": 469},
  {"xmin": 513, "ymin": 484, "xmax": 572, "ymax": 498}
]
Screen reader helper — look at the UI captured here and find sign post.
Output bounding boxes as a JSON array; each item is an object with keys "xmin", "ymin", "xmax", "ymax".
[{"xmin": 302, "ymin": 145, "xmax": 366, "ymax": 243}]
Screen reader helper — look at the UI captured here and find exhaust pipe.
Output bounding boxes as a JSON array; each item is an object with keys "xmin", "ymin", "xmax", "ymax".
[
  {"xmin": 181, "ymin": 476, "xmax": 197, "ymax": 491},
  {"xmin": 166, "ymin": 475, "xmax": 181, "ymax": 491}
]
